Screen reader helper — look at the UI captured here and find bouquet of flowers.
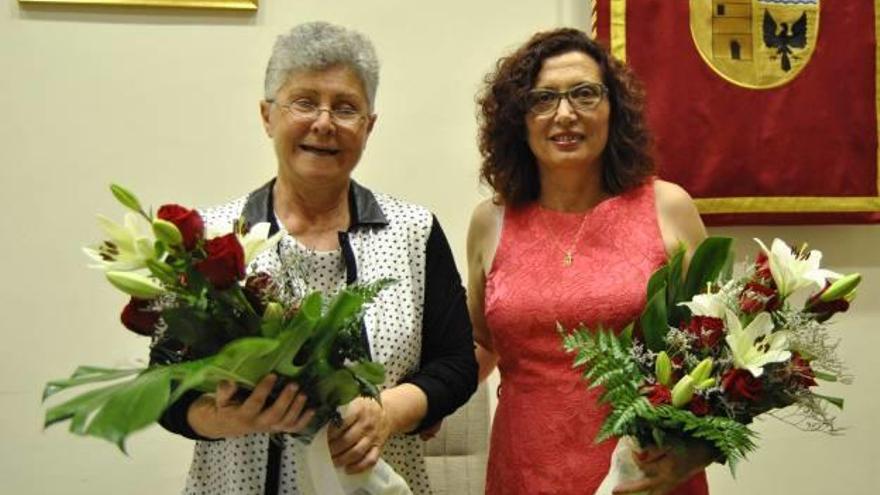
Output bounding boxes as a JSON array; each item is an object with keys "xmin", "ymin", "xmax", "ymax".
[
  {"xmin": 43, "ymin": 185, "xmax": 410, "ymax": 495},
  {"xmin": 559, "ymin": 236, "xmax": 859, "ymax": 492}
]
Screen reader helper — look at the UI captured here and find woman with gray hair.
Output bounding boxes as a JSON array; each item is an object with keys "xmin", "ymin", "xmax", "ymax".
[{"xmin": 152, "ymin": 21, "xmax": 478, "ymax": 495}]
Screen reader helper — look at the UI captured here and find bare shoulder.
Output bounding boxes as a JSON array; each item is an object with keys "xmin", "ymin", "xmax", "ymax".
[
  {"xmin": 469, "ymin": 199, "xmax": 503, "ymax": 233},
  {"xmin": 653, "ymin": 180, "xmax": 707, "ymax": 256},
  {"xmin": 654, "ymin": 179, "xmax": 696, "ymax": 212},
  {"xmin": 467, "ymin": 198, "xmax": 504, "ymax": 273}
]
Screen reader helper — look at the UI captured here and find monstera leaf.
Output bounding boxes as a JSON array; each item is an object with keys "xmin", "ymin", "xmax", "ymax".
[
  {"xmin": 639, "ymin": 237, "xmax": 733, "ymax": 352},
  {"xmin": 44, "ymin": 281, "xmax": 390, "ymax": 452}
]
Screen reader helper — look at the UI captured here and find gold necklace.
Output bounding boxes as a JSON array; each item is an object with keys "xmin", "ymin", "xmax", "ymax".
[{"xmin": 539, "ymin": 207, "xmax": 591, "ymax": 267}]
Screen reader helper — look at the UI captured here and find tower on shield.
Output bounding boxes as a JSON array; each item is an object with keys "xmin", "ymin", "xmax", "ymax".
[{"xmin": 712, "ymin": 0, "xmax": 753, "ymax": 61}]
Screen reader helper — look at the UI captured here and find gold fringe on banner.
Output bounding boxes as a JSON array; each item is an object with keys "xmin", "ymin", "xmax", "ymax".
[
  {"xmin": 610, "ymin": 0, "xmax": 627, "ymax": 62},
  {"xmin": 591, "ymin": 0, "xmax": 598, "ymax": 39}
]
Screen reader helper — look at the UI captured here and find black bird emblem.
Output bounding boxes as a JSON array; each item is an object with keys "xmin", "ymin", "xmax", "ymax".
[{"xmin": 763, "ymin": 9, "xmax": 808, "ymax": 72}]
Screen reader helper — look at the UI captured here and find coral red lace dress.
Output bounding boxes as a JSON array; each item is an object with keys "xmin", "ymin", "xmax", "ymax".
[{"xmin": 483, "ymin": 182, "xmax": 708, "ymax": 494}]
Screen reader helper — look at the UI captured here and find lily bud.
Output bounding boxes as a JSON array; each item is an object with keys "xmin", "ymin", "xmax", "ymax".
[
  {"xmin": 819, "ymin": 273, "xmax": 861, "ymax": 302},
  {"xmin": 806, "ymin": 274, "xmax": 860, "ymax": 323},
  {"xmin": 263, "ymin": 301, "xmax": 284, "ymax": 323},
  {"xmin": 697, "ymin": 378, "xmax": 716, "ymax": 390},
  {"xmin": 655, "ymin": 351, "xmax": 672, "ymax": 386},
  {"xmin": 689, "ymin": 358, "xmax": 715, "ymax": 384},
  {"xmin": 152, "ymin": 219, "xmax": 183, "ymax": 247},
  {"xmin": 145, "ymin": 259, "xmax": 176, "ymax": 283},
  {"xmin": 106, "ymin": 271, "xmax": 166, "ymax": 299},
  {"xmin": 260, "ymin": 302, "xmax": 285, "ymax": 338},
  {"xmin": 671, "ymin": 375, "xmax": 696, "ymax": 408},
  {"xmin": 110, "ymin": 184, "xmax": 144, "ymax": 214}
]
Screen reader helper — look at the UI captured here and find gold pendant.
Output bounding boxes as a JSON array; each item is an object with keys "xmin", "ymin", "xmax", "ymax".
[{"xmin": 562, "ymin": 251, "xmax": 573, "ymax": 267}]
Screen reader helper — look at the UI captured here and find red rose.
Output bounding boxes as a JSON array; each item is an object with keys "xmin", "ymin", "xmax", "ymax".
[
  {"xmin": 157, "ymin": 204, "xmax": 205, "ymax": 250},
  {"xmin": 721, "ymin": 369, "xmax": 764, "ymax": 402},
  {"xmin": 789, "ymin": 352, "xmax": 818, "ymax": 388},
  {"xmin": 739, "ymin": 282, "xmax": 780, "ymax": 314},
  {"xmin": 195, "ymin": 233, "xmax": 245, "ymax": 289},
  {"xmin": 754, "ymin": 251, "xmax": 773, "ymax": 282},
  {"xmin": 243, "ymin": 272, "xmax": 275, "ymax": 313},
  {"xmin": 120, "ymin": 297, "xmax": 160, "ymax": 336},
  {"xmin": 688, "ymin": 395, "xmax": 710, "ymax": 416},
  {"xmin": 683, "ymin": 316, "xmax": 725, "ymax": 349},
  {"xmin": 245, "ymin": 272, "xmax": 274, "ymax": 295},
  {"xmin": 644, "ymin": 384, "xmax": 672, "ymax": 406}
]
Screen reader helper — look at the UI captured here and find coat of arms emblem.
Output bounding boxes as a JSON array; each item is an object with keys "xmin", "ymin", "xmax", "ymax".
[{"xmin": 689, "ymin": 0, "xmax": 820, "ymax": 88}]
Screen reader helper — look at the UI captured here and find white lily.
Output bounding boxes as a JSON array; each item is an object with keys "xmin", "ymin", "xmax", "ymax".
[
  {"xmin": 754, "ymin": 238, "xmax": 841, "ymax": 298},
  {"xmin": 83, "ymin": 213, "xmax": 156, "ymax": 271},
  {"xmin": 679, "ymin": 292, "xmax": 727, "ymax": 318},
  {"xmin": 724, "ymin": 310, "xmax": 791, "ymax": 378},
  {"xmin": 238, "ymin": 222, "xmax": 283, "ymax": 265}
]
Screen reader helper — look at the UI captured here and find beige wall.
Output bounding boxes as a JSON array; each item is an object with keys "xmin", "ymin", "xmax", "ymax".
[{"xmin": 1, "ymin": 0, "xmax": 877, "ymax": 493}]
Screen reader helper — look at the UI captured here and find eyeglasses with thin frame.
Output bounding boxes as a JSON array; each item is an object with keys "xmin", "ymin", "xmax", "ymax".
[
  {"xmin": 268, "ymin": 99, "xmax": 367, "ymax": 127},
  {"xmin": 526, "ymin": 82, "xmax": 608, "ymax": 116}
]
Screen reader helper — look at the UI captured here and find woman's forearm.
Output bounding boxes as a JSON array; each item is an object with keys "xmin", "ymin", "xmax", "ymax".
[
  {"xmin": 380, "ymin": 383, "xmax": 429, "ymax": 434},
  {"xmin": 476, "ymin": 341, "xmax": 498, "ymax": 382}
]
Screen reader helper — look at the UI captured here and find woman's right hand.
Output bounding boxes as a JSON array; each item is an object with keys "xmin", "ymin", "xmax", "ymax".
[{"xmin": 187, "ymin": 374, "xmax": 316, "ymax": 439}]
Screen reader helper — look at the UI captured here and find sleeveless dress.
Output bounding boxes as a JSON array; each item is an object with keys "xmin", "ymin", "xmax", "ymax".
[{"xmin": 483, "ymin": 182, "xmax": 708, "ymax": 495}]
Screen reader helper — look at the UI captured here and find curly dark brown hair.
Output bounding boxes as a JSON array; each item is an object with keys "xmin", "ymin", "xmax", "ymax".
[{"xmin": 478, "ymin": 28, "xmax": 654, "ymax": 206}]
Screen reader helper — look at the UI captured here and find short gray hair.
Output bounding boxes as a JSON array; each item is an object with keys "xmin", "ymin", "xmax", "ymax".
[{"xmin": 264, "ymin": 22, "xmax": 380, "ymax": 110}]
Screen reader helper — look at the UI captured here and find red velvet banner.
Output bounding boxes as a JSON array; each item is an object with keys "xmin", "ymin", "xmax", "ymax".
[{"xmin": 593, "ymin": 0, "xmax": 880, "ymax": 225}]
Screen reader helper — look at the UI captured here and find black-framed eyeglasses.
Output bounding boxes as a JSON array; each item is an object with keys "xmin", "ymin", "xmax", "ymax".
[
  {"xmin": 526, "ymin": 82, "xmax": 608, "ymax": 116},
  {"xmin": 268, "ymin": 99, "xmax": 367, "ymax": 127}
]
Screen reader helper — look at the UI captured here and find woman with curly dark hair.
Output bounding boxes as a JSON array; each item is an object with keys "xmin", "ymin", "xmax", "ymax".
[{"xmin": 466, "ymin": 28, "xmax": 712, "ymax": 494}]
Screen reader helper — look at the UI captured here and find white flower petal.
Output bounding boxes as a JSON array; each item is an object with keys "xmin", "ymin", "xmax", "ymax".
[
  {"xmin": 755, "ymin": 238, "xmax": 838, "ymax": 298},
  {"xmin": 87, "ymin": 213, "xmax": 155, "ymax": 272},
  {"xmin": 746, "ymin": 365, "xmax": 765, "ymax": 378},
  {"xmin": 766, "ymin": 331, "xmax": 791, "ymax": 352},
  {"xmin": 725, "ymin": 310, "xmax": 790, "ymax": 377},
  {"xmin": 240, "ymin": 223, "xmax": 282, "ymax": 265},
  {"xmin": 681, "ymin": 293, "xmax": 727, "ymax": 318},
  {"xmin": 724, "ymin": 309, "xmax": 743, "ymax": 334},
  {"xmin": 743, "ymin": 312, "xmax": 773, "ymax": 341},
  {"xmin": 97, "ymin": 215, "xmax": 137, "ymax": 252}
]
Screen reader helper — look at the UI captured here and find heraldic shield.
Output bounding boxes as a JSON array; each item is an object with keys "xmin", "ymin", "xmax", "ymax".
[{"xmin": 689, "ymin": 0, "xmax": 820, "ymax": 88}]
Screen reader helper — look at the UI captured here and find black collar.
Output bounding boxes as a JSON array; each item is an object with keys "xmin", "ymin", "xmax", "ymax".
[{"xmin": 241, "ymin": 178, "xmax": 388, "ymax": 236}]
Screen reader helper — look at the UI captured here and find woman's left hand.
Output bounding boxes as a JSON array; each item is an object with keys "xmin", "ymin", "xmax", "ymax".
[
  {"xmin": 327, "ymin": 397, "xmax": 392, "ymax": 474},
  {"xmin": 612, "ymin": 442, "xmax": 713, "ymax": 495}
]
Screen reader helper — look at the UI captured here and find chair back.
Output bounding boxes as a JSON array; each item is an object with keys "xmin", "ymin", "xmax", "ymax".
[{"xmin": 422, "ymin": 383, "xmax": 490, "ymax": 494}]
